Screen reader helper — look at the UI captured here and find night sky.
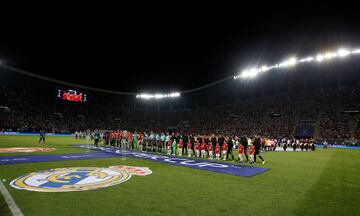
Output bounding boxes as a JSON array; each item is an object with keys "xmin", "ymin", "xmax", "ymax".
[{"xmin": 1, "ymin": 6, "xmax": 359, "ymax": 93}]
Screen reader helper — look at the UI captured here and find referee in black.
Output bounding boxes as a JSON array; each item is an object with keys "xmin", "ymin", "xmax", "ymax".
[
  {"xmin": 226, "ymin": 136, "xmax": 235, "ymax": 161},
  {"xmin": 239, "ymin": 136, "xmax": 249, "ymax": 163},
  {"xmin": 94, "ymin": 130, "xmax": 100, "ymax": 147},
  {"xmin": 39, "ymin": 130, "xmax": 46, "ymax": 144},
  {"xmin": 182, "ymin": 134, "xmax": 189, "ymax": 155},
  {"xmin": 254, "ymin": 136, "xmax": 266, "ymax": 164}
]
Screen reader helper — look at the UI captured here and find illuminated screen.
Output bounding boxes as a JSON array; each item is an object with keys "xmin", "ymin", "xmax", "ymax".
[{"xmin": 56, "ymin": 89, "xmax": 88, "ymax": 103}]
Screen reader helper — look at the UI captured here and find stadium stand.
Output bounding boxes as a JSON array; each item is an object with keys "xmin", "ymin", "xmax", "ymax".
[{"xmin": 1, "ymin": 84, "xmax": 359, "ymax": 145}]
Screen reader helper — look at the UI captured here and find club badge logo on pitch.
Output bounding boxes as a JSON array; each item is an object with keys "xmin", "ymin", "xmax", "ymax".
[
  {"xmin": 10, "ymin": 166, "xmax": 152, "ymax": 192},
  {"xmin": 0, "ymin": 147, "xmax": 56, "ymax": 153}
]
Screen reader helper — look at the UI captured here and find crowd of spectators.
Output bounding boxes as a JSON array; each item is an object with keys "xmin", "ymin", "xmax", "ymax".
[{"xmin": 1, "ymin": 85, "xmax": 359, "ymax": 142}]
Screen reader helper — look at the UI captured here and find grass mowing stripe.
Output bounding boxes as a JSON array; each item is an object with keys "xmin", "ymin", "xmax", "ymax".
[{"xmin": 294, "ymin": 149, "xmax": 360, "ymax": 215}]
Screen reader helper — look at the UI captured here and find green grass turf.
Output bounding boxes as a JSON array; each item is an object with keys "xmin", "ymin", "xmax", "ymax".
[
  {"xmin": 0, "ymin": 135, "xmax": 92, "ymax": 156},
  {"xmin": 0, "ymin": 136, "xmax": 360, "ymax": 216}
]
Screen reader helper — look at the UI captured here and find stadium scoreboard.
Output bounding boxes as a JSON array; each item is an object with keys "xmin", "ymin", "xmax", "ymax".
[{"xmin": 56, "ymin": 89, "xmax": 88, "ymax": 103}]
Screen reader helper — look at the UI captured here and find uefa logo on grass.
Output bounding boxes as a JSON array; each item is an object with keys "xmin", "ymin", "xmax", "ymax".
[{"xmin": 10, "ymin": 166, "xmax": 152, "ymax": 192}]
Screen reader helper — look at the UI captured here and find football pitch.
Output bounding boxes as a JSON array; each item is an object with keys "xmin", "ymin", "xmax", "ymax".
[{"xmin": 0, "ymin": 136, "xmax": 359, "ymax": 216}]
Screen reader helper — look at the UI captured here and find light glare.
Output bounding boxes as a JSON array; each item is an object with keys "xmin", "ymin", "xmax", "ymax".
[
  {"xmin": 288, "ymin": 57, "xmax": 297, "ymax": 65},
  {"xmin": 236, "ymin": 46, "xmax": 360, "ymax": 80},
  {"xmin": 316, "ymin": 54, "xmax": 324, "ymax": 62},
  {"xmin": 299, "ymin": 57, "xmax": 314, "ymax": 63},
  {"xmin": 324, "ymin": 52, "xmax": 337, "ymax": 59},
  {"xmin": 136, "ymin": 92, "xmax": 181, "ymax": 100},
  {"xmin": 261, "ymin": 65, "xmax": 269, "ymax": 72},
  {"xmin": 352, "ymin": 49, "xmax": 360, "ymax": 54},
  {"xmin": 338, "ymin": 49, "xmax": 351, "ymax": 57}
]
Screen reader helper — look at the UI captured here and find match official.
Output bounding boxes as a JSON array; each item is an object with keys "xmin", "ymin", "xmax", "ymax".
[
  {"xmin": 226, "ymin": 136, "xmax": 235, "ymax": 161},
  {"xmin": 254, "ymin": 136, "xmax": 266, "ymax": 164},
  {"xmin": 39, "ymin": 130, "xmax": 46, "ymax": 144},
  {"xmin": 239, "ymin": 136, "xmax": 249, "ymax": 163},
  {"xmin": 94, "ymin": 130, "xmax": 100, "ymax": 147}
]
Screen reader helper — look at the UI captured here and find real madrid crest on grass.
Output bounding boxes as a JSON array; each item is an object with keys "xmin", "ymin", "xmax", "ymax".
[{"xmin": 10, "ymin": 165, "xmax": 152, "ymax": 192}]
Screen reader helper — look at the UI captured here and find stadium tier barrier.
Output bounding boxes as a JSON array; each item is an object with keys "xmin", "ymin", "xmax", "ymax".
[{"xmin": 0, "ymin": 131, "xmax": 72, "ymax": 136}]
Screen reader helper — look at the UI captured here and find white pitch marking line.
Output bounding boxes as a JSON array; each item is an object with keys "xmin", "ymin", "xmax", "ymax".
[{"xmin": 0, "ymin": 181, "xmax": 24, "ymax": 216}]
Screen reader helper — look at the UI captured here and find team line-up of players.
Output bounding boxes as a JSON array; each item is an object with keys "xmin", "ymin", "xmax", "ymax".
[{"xmin": 83, "ymin": 131, "xmax": 269, "ymax": 164}]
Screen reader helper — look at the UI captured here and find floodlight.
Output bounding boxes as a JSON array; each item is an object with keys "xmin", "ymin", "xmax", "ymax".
[
  {"xmin": 154, "ymin": 94, "xmax": 163, "ymax": 99},
  {"xmin": 242, "ymin": 68, "xmax": 260, "ymax": 78},
  {"xmin": 288, "ymin": 57, "xmax": 297, "ymax": 66},
  {"xmin": 261, "ymin": 65, "xmax": 269, "ymax": 72},
  {"xmin": 239, "ymin": 69, "xmax": 257, "ymax": 79},
  {"xmin": 352, "ymin": 49, "xmax": 360, "ymax": 54},
  {"xmin": 324, "ymin": 52, "xmax": 337, "ymax": 59},
  {"xmin": 278, "ymin": 61, "xmax": 287, "ymax": 67},
  {"xmin": 279, "ymin": 57, "xmax": 297, "ymax": 68},
  {"xmin": 338, "ymin": 49, "xmax": 351, "ymax": 57},
  {"xmin": 316, "ymin": 54, "xmax": 324, "ymax": 62},
  {"xmin": 235, "ymin": 46, "xmax": 360, "ymax": 80},
  {"xmin": 169, "ymin": 92, "xmax": 180, "ymax": 97},
  {"xmin": 299, "ymin": 57, "xmax": 314, "ymax": 63},
  {"xmin": 136, "ymin": 92, "xmax": 180, "ymax": 99}
]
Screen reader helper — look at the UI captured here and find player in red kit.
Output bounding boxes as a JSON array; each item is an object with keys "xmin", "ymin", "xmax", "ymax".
[
  {"xmin": 195, "ymin": 142, "xmax": 200, "ymax": 158},
  {"xmin": 215, "ymin": 143, "xmax": 221, "ymax": 160},
  {"xmin": 126, "ymin": 132, "xmax": 131, "ymax": 149},
  {"xmin": 208, "ymin": 141, "xmax": 214, "ymax": 160},
  {"xmin": 222, "ymin": 142, "xmax": 228, "ymax": 161},
  {"xmin": 238, "ymin": 145, "xmax": 244, "ymax": 163},
  {"xmin": 187, "ymin": 141, "xmax": 192, "ymax": 157},
  {"xmin": 178, "ymin": 139, "xmax": 183, "ymax": 156},
  {"xmin": 167, "ymin": 140, "xmax": 172, "ymax": 155},
  {"xmin": 249, "ymin": 144, "xmax": 256, "ymax": 164},
  {"xmin": 138, "ymin": 133, "xmax": 143, "ymax": 150},
  {"xmin": 115, "ymin": 131, "xmax": 120, "ymax": 147},
  {"xmin": 201, "ymin": 142, "xmax": 207, "ymax": 158}
]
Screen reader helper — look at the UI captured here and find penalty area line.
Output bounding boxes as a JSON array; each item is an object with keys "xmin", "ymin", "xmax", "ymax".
[{"xmin": 0, "ymin": 181, "xmax": 24, "ymax": 216}]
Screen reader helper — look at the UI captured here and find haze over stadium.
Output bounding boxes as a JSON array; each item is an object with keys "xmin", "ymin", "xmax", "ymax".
[{"xmin": 0, "ymin": 5, "xmax": 360, "ymax": 216}]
